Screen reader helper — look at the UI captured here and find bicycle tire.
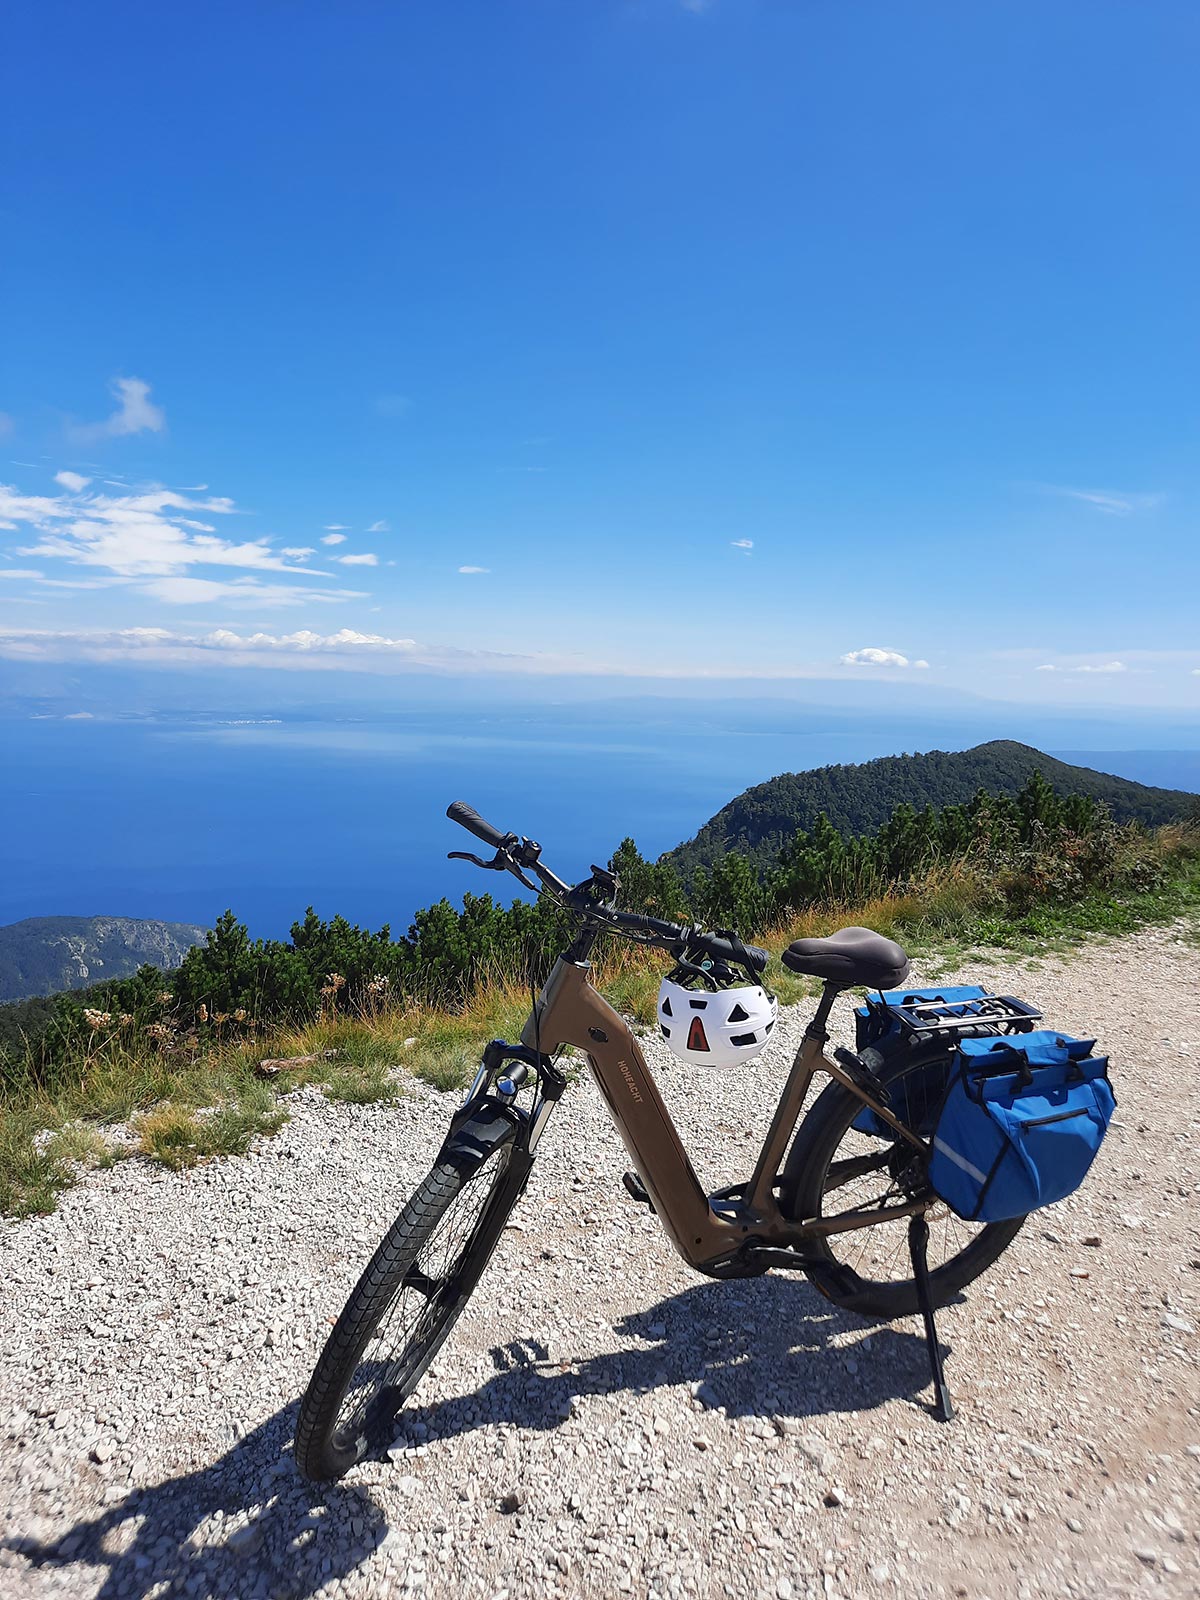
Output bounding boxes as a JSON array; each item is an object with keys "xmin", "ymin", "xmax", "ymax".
[
  {"xmin": 780, "ymin": 1042, "xmax": 1025, "ymax": 1320},
  {"xmin": 295, "ymin": 1144, "xmax": 520, "ymax": 1482}
]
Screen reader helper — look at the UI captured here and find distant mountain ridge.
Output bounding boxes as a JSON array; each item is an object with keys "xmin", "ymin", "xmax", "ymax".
[
  {"xmin": 666, "ymin": 739, "xmax": 1195, "ymax": 881},
  {"xmin": 0, "ymin": 916, "xmax": 208, "ymax": 1004}
]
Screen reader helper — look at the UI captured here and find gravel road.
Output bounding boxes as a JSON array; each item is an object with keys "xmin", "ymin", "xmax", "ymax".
[{"xmin": 2, "ymin": 923, "xmax": 1198, "ymax": 1600}]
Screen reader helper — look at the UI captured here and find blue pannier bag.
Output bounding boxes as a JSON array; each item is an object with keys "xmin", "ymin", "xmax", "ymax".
[{"xmin": 928, "ymin": 1032, "xmax": 1115, "ymax": 1222}]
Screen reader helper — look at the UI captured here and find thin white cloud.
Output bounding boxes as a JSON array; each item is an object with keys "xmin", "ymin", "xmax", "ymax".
[
  {"xmin": 320, "ymin": 532, "xmax": 348, "ymax": 545},
  {"xmin": 55, "ymin": 471, "xmax": 91, "ymax": 492},
  {"xmin": 0, "ymin": 625, "xmax": 553, "ymax": 674},
  {"xmin": 1035, "ymin": 484, "xmax": 1164, "ymax": 517},
  {"xmin": 2, "ymin": 481, "xmax": 318, "ymax": 579},
  {"xmin": 458, "ymin": 565, "xmax": 489, "ymax": 575},
  {"xmin": 323, "ymin": 524, "xmax": 350, "ymax": 531},
  {"xmin": 139, "ymin": 576, "xmax": 368, "ymax": 608},
  {"xmin": 366, "ymin": 519, "xmax": 390, "ymax": 534},
  {"xmin": 0, "ymin": 475, "xmax": 375, "ymax": 611},
  {"xmin": 334, "ymin": 552, "xmax": 379, "ymax": 567},
  {"xmin": 840, "ymin": 647, "xmax": 927, "ymax": 669},
  {"xmin": 68, "ymin": 377, "xmax": 166, "ymax": 443},
  {"xmin": 730, "ymin": 538, "xmax": 753, "ymax": 551},
  {"xmin": 1037, "ymin": 660, "xmax": 1127, "ymax": 674}
]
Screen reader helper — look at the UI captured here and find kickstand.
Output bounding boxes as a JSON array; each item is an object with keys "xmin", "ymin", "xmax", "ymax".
[{"xmin": 908, "ymin": 1213, "xmax": 955, "ymax": 1422}]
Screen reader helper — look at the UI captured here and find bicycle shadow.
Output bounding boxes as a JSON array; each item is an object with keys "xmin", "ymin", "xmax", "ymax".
[
  {"xmin": 2, "ymin": 1400, "xmax": 388, "ymax": 1600},
  {"xmin": 400, "ymin": 1273, "xmax": 946, "ymax": 1445},
  {"xmin": 4, "ymin": 1275, "xmax": 945, "ymax": 1598}
]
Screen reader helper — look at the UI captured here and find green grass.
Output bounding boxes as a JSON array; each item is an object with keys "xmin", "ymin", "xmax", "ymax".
[
  {"xmin": 134, "ymin": 1091, "xmax": 288, "ymax": 1170},
  {"xmin": 3, "ymin": 830, "xmax": 1197, "ymax": 1219}
]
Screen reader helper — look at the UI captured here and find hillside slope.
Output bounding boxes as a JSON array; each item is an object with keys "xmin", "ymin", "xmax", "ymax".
[
  {"xmin": 667, "ymin": 739, "xmax": 1194, "ymax": 880},
  {"xmin": 0, "ymin": 915, "xmax": 208, "ymax": 1004}
]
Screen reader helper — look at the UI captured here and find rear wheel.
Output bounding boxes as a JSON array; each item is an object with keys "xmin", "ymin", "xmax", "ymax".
[
  {"xmin": 781, "ymin": 1043, "xmax": 1025, "ymax": 1319},
  {"xmin": 295, "ymin": 1145, "xmax": 520, "ymax": 1482}
]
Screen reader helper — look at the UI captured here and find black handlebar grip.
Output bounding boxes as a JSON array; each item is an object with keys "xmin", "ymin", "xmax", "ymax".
[{"xmin": 446, "ymin": 801, "xmax": 511, "ymax": 850}]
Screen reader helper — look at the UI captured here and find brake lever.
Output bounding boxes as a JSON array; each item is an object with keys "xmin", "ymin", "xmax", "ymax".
[
  {"xmin": 448, "ymin": 850, "xmax": 506, "ymax": 870},
  {"xmin": 448, "ymin": 849, "xmax": 541, "ymax": 894}
]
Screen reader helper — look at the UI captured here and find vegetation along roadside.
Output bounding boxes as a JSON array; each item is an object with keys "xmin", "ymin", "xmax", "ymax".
[{"xmin": 2, "ymin": 771, "xmax": 1198, "ymax": 1219}]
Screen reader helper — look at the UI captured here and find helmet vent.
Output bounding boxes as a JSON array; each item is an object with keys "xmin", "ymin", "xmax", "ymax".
[
  {"xmin": 730, "ymin": 1031, "xmax": 757, "ymax": 1048},
  {"xmin": 727, "ymin": 1003, "xmax": 750, "ymax": 1023},
  {"xmin": 689, "ymin": 998, "xmax": 708, "ymax": 1010},
  {"xmin": 661, "ymin": 996, "xmax": 672, "ymax": 1017}
]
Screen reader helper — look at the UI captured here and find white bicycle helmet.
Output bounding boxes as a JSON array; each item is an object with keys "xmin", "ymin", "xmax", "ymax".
[{"xmin": 657, "ymin": 967, "xmax": 777, "ymax": 1069}]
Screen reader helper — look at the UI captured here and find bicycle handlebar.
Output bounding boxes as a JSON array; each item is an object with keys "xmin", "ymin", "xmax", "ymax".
[
  {"xmin": 446, "ymin": 801, "xmax": 769, "ymax": 976},
  {"xmin": 612, "ymin": 910, "xmax": 769, "ymax": 975}
]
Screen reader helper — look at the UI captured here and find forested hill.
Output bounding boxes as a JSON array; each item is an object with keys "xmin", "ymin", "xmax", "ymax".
[
  {"xmin": 666, "ymin": 740, "xmax": 1195, "ymax": 881},
  {"xmin": 0, "ymin": 916, "xmax": 208, "ymax": 1004}
]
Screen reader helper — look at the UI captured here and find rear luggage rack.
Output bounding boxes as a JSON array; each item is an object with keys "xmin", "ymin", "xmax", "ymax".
[
  {"xmin": 887, "ymin": 992, "xmax": 1042, "ymax": 1037},
  {"xmin": 861, "ymin": 987, "xmax": 1042, "ymax": 1045}
]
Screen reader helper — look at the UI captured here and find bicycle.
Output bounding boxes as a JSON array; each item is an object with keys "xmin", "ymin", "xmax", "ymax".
[{"xmin": 294, "ymin": 802, "xmax": 1026, "ymax": 1481}]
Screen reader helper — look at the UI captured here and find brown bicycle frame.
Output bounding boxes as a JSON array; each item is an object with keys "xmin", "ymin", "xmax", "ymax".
[{"xmin": 521, "ymin": 956, "xmax": 930, "ymax": 1277}]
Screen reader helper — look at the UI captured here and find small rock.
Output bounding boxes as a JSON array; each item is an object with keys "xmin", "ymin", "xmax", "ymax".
[
  {"xmin": 796, "ymin": 1434, "xmax": 835, "ymax": 1473},
  {"xmin": 777, "ymin": 1579, "xmax": 794, "ymax": 1600},
  {"xmin": 1082, "ymin": 1235, "xmax": 1101, "ymax": 1247},
  {"xmin": 1162, "ymin": 1314, "xmax": 1194, "ymax": 1334},
  {"xmin": 90, "ymin": 1440, "xmax": 115, "ymax": 1464},
  {"xmin": 823, "ymin": 1487, "xmax": 847, "ymax": 1508},
  {"xmin": 227, "ymin": 1522, "xmax": 262, "ymax": 1556},
  {"xmin": 498, "ymin": 1490, "xmax": 526, "ymax": 1515},
  {"xmin": 1066, "ymin": 1517, "xmax": 1084, "ymax": 1533},
  {"xmin": 1133, "ymin": 1548, "xmax": 1157, "ymax": 1565}
]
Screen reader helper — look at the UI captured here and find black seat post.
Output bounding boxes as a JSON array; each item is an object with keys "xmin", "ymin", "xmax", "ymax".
[{"xmin": 805, "ymin": 982, "xmax": 841, "ymax": 1041}]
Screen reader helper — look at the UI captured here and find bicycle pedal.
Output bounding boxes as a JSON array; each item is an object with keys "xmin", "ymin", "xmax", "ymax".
[
  {"xmin": 801, "ymin": 1257, "xmax": 878, "ymax": 1312},
  {"xmin": 621, "ymin": 1170, "xmax": 656, "ymax": 1212}
]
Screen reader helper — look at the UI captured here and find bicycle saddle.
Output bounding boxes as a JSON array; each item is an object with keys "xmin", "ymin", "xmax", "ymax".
[{"xmin": 782, "ymin": 926, "xmax": 910, "ymax": 989}]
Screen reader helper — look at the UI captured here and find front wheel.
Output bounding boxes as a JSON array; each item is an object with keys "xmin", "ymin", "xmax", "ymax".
[
  {"xmin": 295, "ymin": 1144, "xmax": 522, "ymax": 1482},
  {"xmin": 780, "ymin": 1043, "xmax": 1025, "ymax": 1320}
]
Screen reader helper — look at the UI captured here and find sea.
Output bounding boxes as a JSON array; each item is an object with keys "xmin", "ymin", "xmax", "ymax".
[{"xmin": 3, "ymin": 691, "xmax": 1198, "ymax": 940}]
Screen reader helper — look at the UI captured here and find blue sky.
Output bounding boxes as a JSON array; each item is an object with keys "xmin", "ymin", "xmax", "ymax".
[{"xmin": 2, "ymin": 0, "xmax": 1197, "ymax": 709}]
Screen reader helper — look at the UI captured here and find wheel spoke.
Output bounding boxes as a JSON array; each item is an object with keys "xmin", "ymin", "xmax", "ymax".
[{"xmin": 798, "ymin": 1051, "xmax": 1013, "ymax": 1292}]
